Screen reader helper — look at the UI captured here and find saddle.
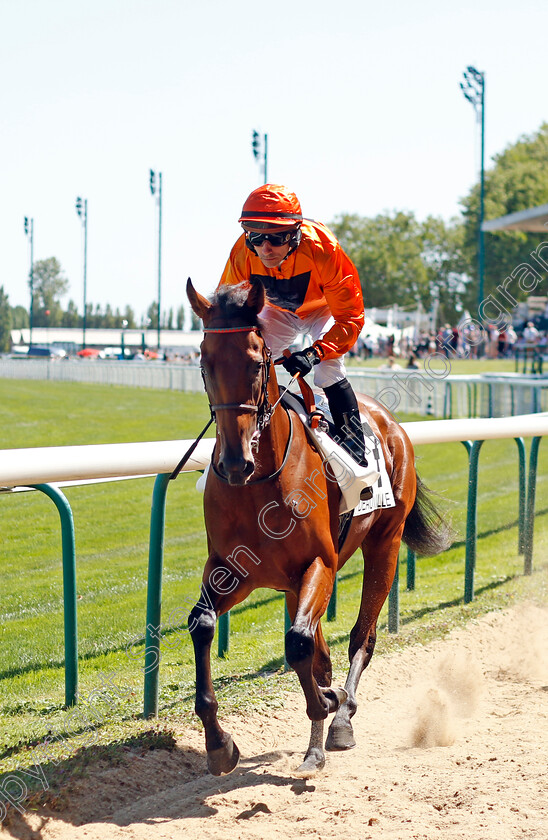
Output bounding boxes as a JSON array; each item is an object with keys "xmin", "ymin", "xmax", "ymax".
[{"xmin": 280, "ymin": 382, "xmax": 380, "ymax": 515}]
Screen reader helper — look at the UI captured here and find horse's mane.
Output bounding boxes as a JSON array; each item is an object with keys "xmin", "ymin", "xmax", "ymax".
[{"xmin": 210, "ymin": 282, "xmax": 259, "ymax": 326}]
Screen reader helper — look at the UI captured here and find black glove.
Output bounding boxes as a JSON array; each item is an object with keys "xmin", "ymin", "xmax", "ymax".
[{"xmin": 281, "ymin": 346, "xmax": 321, "ymax": 376}]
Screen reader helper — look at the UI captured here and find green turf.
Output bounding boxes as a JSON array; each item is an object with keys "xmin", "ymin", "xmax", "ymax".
[
  {"xmin": 0, "ymin": 378, "xmax": 546, "ymax": 784},
  {"xmin": 347, "ymin": 355, "xmax": 523, "ymax": 375}
]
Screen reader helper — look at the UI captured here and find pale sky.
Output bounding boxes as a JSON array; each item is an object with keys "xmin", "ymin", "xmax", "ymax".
[{"xmin": 2, "ymin": 0, "xmax": 546, "ymax": 326}]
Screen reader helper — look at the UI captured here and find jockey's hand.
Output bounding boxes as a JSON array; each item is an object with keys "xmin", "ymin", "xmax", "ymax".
[{"xmin": 282, "ymin": 346, "xmax": 321, "ymax": 377}]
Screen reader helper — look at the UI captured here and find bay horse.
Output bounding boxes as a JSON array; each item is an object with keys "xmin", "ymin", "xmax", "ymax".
[{"xmin": 186, "ymin": 277, "xmax": 451, "ymax": 776}]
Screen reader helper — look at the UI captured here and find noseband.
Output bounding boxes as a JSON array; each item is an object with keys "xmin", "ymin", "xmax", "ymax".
[{"xmin": 201, "ymin": 325, "xmax": 273, "ymax": 432}]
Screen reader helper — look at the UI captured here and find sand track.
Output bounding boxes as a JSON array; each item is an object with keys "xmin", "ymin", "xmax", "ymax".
[{"xmin": 5, "ymin": 602, "xmax": 548, "ymax": 840}]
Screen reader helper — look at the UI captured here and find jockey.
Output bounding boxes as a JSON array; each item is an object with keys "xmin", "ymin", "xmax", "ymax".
[{"xmin": 218, "ymin": 183, "xmax": 370, "ymax": 468}]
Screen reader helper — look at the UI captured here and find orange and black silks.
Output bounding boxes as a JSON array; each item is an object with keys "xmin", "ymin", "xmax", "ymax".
[{"xmin": 218, "ymin": 219, "xmax": 364, "ymax": 360}]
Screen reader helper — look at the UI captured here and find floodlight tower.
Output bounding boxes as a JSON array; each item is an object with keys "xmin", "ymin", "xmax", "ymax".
[
  {"xmin": 23, "ymin": 216, "xmax": 34, "ymax": 346},
  {"xmin": 149, "ymin": 169, "xmax": 163, "ymax": 350},
  {"xmin": 75, "ymin": 197, "xmax": 88, "ymax": 348},
  {"xmin": 251, "ymin": 130, "xmax": 268, "ymax": 182},
  {"xmin": 460, "ymin": 66, "xmax": 486, "ymax": 308}
]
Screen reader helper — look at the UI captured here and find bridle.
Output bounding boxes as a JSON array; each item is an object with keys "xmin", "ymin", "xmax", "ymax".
[
  {"xmin": 201, "ymin": 325, "xmax": 273, "ymax": 433},
  {"xmin": 201, "ymin": 324, "xmax": 294, "ymax": 484}
]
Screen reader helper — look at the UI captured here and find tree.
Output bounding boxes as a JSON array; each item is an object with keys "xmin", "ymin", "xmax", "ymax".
[
  {"xmin": 0, "ymin": 286, "xmax": 12, "ymax": 352},
  {"xmin": 330, "ymin": 211, "xmax": 467, "ymax": 319},
  {"xmin": 10, "ymin": 305, "xmax": 29, "ymax": 329},
  {"xmin": 190, "ymin": 309, "xmax": 201, "ymax": 331},
  {"xmin": 146, "ymin": 302, "xmax": 159, "ymax": 330},
  {"xmin": 331, "ymin": 211, "xmax": 430, "ymax": 309},
  {"xmin": 176, "ymin": 305, "xmax": 185, "ymax": 330},
  {"xmin": 122, "ymin": 306, "xmax": 136, "ymax": 329},
  {"xmin": 461, "ymin": 122, "xmax": 548, "ymax": 310},
  {"xmin": 61, "ymin": 299, "xmax": 81, "ymax": 327},
  {"xmin": 420, "ymin": 216, "xmax": 468, "ymax": 324},
  {"xmin": 103, "ymin": 304, "xmax": 116, "ymax": 329},
  {"xmin": 32, "ymin": 257, "xmax": 69, "ymax": 327}
]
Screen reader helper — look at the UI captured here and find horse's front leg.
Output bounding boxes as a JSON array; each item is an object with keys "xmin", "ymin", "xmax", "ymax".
[
  {"xmin": 287, "ymin": 609, "xmax": 335, "ymax": 776},
  {"xmin": 189, "ymin": 595, "xmax": 240, "ymax": 776},
  {"xmin": 285, "ymin": 557, "xmax": 346, "ymax": 723}
]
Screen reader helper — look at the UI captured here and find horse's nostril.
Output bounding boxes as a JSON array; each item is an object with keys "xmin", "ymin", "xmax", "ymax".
[
  {"xmin": 216, "ymin": 460, "xmax": 228, "ymax": 478},
  {"xmin": 218, "ymin": 457, "xmax": 255, "ymax": 485}
]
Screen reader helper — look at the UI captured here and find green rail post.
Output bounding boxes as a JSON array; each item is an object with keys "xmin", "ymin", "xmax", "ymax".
[
  {"xmin": 388, "ymin": 552, "xmax": 399, "ymax": 633},
  {"xmin": 462, "ymin": 440, "xmax": 484, "ymax": 604},
  {"xmin": 327, "ymin": 573, "xmax": 337, "ymax": 621},
  {"xmin": 218, "ymin": 612, "xmax": 230, "ymax": 657},
  {"xmin": 443, "ymin": 381, "xmax": 452, "ymax": 419},
  {"xmin": 514, "ymin": 437, "xmax": 526, "ymax": 554},
  {"xmin": 284, "ymin": 595, "xmax": 292, "ymax": 671},
  {"xmin": 524, "ymin": 436, "xmax": 542, "ymax": 576},
  {"xmin": 143, "ymin": 473, "xmax": 171, "ymax": 719},
  {"xmin": 487, "ymin": 384, "xmax": 494, "ymax": 418},
  {"xmin": 406, "ymin": 547, "xmax": 416, "ymax": 590},
  {"xmin": 33, "ymin": 483, "xmax": 78, "ymax": 708}
]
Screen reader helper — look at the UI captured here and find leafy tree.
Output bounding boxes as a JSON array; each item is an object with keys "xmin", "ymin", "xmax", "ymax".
[
  {"xmin": 176, "ymin": 305, "xmax": 185, "ymax": 330},
  {"xmin": 103, "ymin": 304, "xmax": 116, "ymax": 329},
  {"xmin": 11, "ymin": 305, "xmax": 29, "ymax": 329},
  {"xmin": 190, "ymin": 309, "xmax": 201, "ymax": 331},
  {"xmin": 420, "ymin": 216, "xmax": 468, "ymax": 324},
  {"xmin": 331, "ymin": 211, "xmax": 430, "ymax": 309},
  {"xmin": 31, "ymin": 257, "xmax": 69, "ymax": 327},
  {"xmin": 146, "ymin": 302, "xmax": 159, "ymax": 330},
  {"xmin": 62, "ymin": 300, "xmax": 81, "ymax": 327},
  {"xmin": 330, "ymin": 211, "xmax": 467, "ymax": 319},
  {"xmin": 122, "ymin": 306, "xmax": 136, "ymax": 329},
  {"xmin": 461, "ymin": 122, "xmax": 548, "ymax": 310},
  {"xmin": 0, "ymin": 286, "xmax": 13, "ymax": 352}
]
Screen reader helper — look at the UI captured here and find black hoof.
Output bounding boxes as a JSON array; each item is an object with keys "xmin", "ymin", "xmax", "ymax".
[
  {"xmin": 325, "ymin": 721, "xmax": 356, "ymax": 751},
  {"xmin": 207, "ymin": 735, "xmax": 240, "ymax": 776},
  {"xmin": 295, "ymin": 747, "xmax": 325, "ymax": 778}
]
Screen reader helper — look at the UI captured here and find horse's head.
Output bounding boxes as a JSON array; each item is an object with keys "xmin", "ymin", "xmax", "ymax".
[{"xmin": 187, "ymin": 277, "xmax": 273, "ymax": 486}]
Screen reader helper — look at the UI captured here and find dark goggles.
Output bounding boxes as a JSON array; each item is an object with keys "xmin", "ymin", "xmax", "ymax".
[{"xmin": 246, "ymin": 230, "xmax": 292, "ymax": 247}]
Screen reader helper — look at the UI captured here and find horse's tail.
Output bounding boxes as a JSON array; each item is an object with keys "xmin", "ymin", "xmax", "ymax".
[{"xmin": 402, "ymin": 473, "xmax": 453, "ymax": 557}]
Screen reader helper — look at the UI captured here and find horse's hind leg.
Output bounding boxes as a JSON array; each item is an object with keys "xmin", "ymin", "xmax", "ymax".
[{"xmin": 326, "ymin": 529, "xmax": 402, "ymax": 752}]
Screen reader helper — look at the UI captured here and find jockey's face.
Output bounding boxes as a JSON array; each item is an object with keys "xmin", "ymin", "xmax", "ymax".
[
  {"xmin": 254, "ymin": 238, "xmax": 291, "ymax": 269},
  {"xmin": 245, "ymin": 228, "xmax": 294, "ymax": 269}
]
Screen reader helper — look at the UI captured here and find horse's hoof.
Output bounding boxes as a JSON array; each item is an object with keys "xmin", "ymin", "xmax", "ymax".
[
  {"xmin": 319, "ymin": 686, "xmax": 348, "ymax": 712},
  {"xmin": 294, "ymin": 747, "xmax": 325, "ymax": 778},
  {"xmin": 207, "ymin": 735, "xmax": 240, "ymax": 776},
  {"xmin": 325, "ymin": 721, "xmax": 356, "ymax": 751}
]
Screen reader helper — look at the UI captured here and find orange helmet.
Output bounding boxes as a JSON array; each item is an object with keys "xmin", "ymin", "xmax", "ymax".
[{"xmin": 239, "ymin": 184, "xmax": 303, "ymax": 230}]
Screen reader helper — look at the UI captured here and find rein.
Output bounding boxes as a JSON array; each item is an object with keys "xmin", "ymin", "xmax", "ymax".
[{"xmin": 210, "ymin": 406, "xmax": 294, "ymax": 485}]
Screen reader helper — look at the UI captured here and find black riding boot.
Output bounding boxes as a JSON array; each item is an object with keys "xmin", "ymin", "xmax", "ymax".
[{"xmin": 323, "ymin": 378, "xmax": 368, "ymax": 467}]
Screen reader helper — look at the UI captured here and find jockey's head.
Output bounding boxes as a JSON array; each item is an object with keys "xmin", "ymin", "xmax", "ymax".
[{"xmin": 239, "ymin": 184, "xmax": 302, "ymax": 268}]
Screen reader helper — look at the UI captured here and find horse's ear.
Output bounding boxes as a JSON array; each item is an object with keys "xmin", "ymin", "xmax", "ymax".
[
  {"xmin": 247, "ymin": 277, "xmax": 265, "ymax": 315},
  {"xmin": 187, "ymin": 278, "xmax": 212, "ymax": 324}
]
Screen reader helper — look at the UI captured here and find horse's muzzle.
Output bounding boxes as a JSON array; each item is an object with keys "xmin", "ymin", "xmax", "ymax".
[{"xmin": 217, "ymin": 456, "xmax": 255, "ymax": 485}]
